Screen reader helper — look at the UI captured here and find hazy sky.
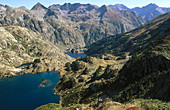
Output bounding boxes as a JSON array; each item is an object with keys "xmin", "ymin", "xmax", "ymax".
[{"xmin": 0, "ymin": 0, "xmax": 169, "ymax": 9}]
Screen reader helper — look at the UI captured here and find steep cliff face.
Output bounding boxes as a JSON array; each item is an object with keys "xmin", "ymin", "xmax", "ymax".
[
  {"xmin": 0, "ymin": 26, "xmax": 73, "ymax": 77},
  {"xmin": 0, "ymin": 3, "xmax": 146, "ymax": 49}
]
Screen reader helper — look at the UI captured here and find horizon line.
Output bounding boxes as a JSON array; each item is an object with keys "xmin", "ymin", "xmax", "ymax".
[{"xmin": 0, "ymin": 2, "xmax": 169, "ymax": 10}]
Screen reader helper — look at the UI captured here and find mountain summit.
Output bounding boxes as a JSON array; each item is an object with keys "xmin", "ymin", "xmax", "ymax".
[
  {"xmin": 145, "ymin": 3, "xmax": 158, "ymax": 8},
  {"xmin": 31, "ymin": 2, "xmax": 47, "ymax": 10},
  {"xmin": 108, "ymin": 4, "xmax": 129, "ymax": 10}
]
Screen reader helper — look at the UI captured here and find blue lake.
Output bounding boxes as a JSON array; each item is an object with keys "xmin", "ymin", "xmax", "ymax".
[
  {"xmin": 0, "ymin": 53, "xmax": 85, "ymax": 110},
  {"xmin": 0, "ymin": 71, "xmax": 60, "ymax": 110},
  {"xmin": 65, "ymin": 53, "xmax": 87, "ymax": 57}
]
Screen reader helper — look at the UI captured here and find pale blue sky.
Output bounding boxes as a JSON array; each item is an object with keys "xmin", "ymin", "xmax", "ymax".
[{"xmin": 0, "ymin": 0, "xmax": 169, "ymax": 9}]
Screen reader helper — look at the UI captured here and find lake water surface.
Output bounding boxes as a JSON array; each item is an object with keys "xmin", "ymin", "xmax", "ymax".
[
  {"xmin": 0, "ymin": 53, "xmax": 87, "ymax": 110},
  {"xmin": 65, "ymin": 53, "xmax": 87, "ymax": 57},
  {"xmin": 0, "ymin": 71, "xmax": 60, "ymax": 110}
]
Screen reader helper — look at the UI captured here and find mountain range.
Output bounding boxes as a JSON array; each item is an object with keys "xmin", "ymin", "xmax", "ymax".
[
  {"xmin": 0, "ymin": 3, "xmax": 146, "ymax": 50},
  {"xmin": 109, "ymin": 3, "xmax": 170, "ymax": 21}
]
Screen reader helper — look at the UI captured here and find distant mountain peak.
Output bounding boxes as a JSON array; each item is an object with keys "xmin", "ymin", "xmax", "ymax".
[
  {"xmin": 148, "ymin": 3, "xmax": 157, "ymax": 6},
  {"xmin": 108, "ymin": 4, "xmax": 129, "ymax": 10},
  {"xmin": 114, "ymin": 4, "xmax": 126, "ymax": 6},
  {"xmin": 109, "ymin": 3, "xmax": 170, "ymax": 21},
  {"xmin": 98, "ymin": 5, "xmax": 109, "ymax": 12},
  {"xmin": 60, "ymin": 3, "xmax": 72, "ymax": 10},
  {"xmin": 48, "ymin": 4, "xmax": 60, "ymax": 9},
  {"xmin": 100, "ymin": 5, "xmax": 107, "ymax": 8},
  {"xmin": 31, "ymin": 2, "xmax": 47, "ymax": 10},
  {"xmin": 144, "ymin": 3, "xmax": 158, "ymax": 8},
  {"xmin": 18, "ymin": 6, "xmax": 27, "ymax": 10}
]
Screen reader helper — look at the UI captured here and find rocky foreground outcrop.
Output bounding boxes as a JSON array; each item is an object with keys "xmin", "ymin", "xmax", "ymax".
[{"xmin": 0, "ymin": 25, "xmax": 73, "ymax": 77}]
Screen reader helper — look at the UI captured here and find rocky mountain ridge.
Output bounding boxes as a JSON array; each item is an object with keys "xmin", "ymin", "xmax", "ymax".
[
  {"xmin": 0, "ymin": 3, "xmax": 146, "ymax": 50},
  {"xmin": 109, "ymin": 3, "xmax": 170, "ymax": 21}
]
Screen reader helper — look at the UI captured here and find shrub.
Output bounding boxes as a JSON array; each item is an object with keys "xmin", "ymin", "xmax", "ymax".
[
  {"xmin": 33, "ymin": 59, "xmax": 41, "ymax": 63},
  {"xmin": 82, "ymin": 67, "xmax": 90, "ymax": 75},
  {"xmin": 79, "ymin": 56, "xmax": 94, "ymax": 64},
  {"xmin": 72, "ymin": 61, "xmax": 84, "ymax": 71},
  {"xmin": 65, "ymin": 62, "xmax": 72, "ymax": 71}
]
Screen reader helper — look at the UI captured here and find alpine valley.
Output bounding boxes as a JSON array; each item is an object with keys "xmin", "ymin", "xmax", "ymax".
[
  {"xmin": 0, "ymin": 2, "xmax": 169, "ymax": 110},
  {"xmin": 50, "ymin": 12, "xmax": 170, "ymax": 110},
  {"xmin": 0, "ymin": 2, "xmax": 147, "ymax": 76}
]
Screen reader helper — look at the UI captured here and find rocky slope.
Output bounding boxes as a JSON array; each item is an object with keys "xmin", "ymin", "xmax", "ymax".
[
  {"xmin": 0, "ymin": 25, "xmax": 73, "ymax": 77},
  {"xmin": 53, "ymin": 13, "xmax": 170, "ymax": 108},
  {"xmin": 86, "ymin": 12, "xmax": 170, "ymax": 57},
  {"xmin": 0, "ymin": 3, "xmax": 146, "ymax": 49},
  {"xmin": 109, "ymin": 3, "xmax": 170, "ymax": 21},
  {"xmin": 0, "ymin": 4, "xmax": 85, "ymax": 49}
]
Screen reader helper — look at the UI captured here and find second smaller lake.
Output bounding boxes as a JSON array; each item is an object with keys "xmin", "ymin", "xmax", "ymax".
[{"xmin": 65, "ymin": 53, "xmax": 87, "ymax": 57}]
